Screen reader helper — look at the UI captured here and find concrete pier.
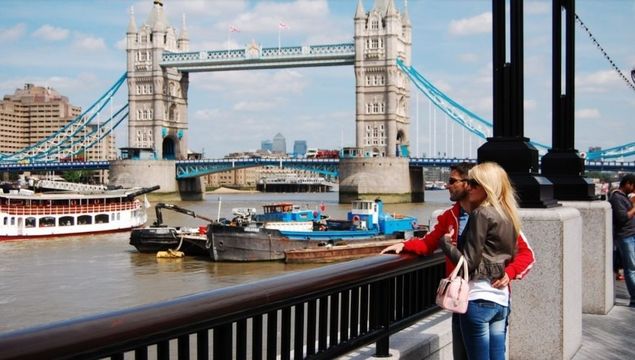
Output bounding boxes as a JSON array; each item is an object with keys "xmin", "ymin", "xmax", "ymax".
[{"xmin": 339, "ymin": 157, "xmax": 412, "ymax": 204}]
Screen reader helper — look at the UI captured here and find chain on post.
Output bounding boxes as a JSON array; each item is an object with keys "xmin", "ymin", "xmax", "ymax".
[{"xmin": 575, "ymin": 13, "xmax": 635, "ymax": 93}]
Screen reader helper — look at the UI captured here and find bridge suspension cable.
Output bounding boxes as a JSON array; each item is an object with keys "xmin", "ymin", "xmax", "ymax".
[
  {"xmin": 396, "ymin": 59, "xmax": 550, "ymax": 152},
  {"xmin": 0, "ymin": 73, "xmax": 128, "ymax": 163}
]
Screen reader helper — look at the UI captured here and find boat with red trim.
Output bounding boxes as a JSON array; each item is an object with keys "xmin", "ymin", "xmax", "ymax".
[{"xmin": 0, "ymin": 181, "xmax": 158, "ymax": 240}]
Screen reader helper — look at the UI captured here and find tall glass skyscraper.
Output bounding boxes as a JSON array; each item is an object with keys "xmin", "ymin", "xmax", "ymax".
[{"xmin": 272, "ymin": 133, "xmax": 286, "ymax": 154}]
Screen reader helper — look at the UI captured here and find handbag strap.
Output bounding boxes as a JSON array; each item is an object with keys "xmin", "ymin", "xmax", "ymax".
[{"xmin": 449, "ymin": 256, "xmax": 470, "ymax": 281}]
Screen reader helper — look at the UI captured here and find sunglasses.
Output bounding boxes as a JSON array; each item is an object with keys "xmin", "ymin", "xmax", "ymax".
[
  {"xmin": 466, "ymin": 179, "xmax": 480, "ymax": 187},
  {"xmin": 447, "ymin": 178, "xmax": 467, "ymax": 185}
]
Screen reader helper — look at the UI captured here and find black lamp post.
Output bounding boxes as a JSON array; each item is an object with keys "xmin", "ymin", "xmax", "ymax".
[
  {"xmin": 478, "ymin": 0, "xmax": 559, "ymax": 208},
  {"xmin": 541, "ymin": 0, "xmax": 596, "ymax": 200}
]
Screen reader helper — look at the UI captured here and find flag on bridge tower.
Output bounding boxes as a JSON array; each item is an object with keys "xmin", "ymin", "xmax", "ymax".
[
  {"xmin": 277, "ymin": 21, "xmax": 289, "ymax": 53},
  {"xmin": 227, "ymin": 25, "xmax": 239, "ymax": 51}
]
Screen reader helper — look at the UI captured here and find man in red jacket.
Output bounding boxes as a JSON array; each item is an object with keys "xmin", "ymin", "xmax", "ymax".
[{"xmin": 381, "ymin": 162, "xmax": 535, "ymax": 360}]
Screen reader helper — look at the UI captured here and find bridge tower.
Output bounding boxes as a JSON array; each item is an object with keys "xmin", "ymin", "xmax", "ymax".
[
  {"xmin": 340, "ymin": 0, "xmax": 418, "ymax": 203},
  {"xmin": 126, "ymin": 0, "xmax": 189, "ymax": 160},
  {"xmin": 354, "ymin": 0, "xmax": 411, "ymax": 157}
]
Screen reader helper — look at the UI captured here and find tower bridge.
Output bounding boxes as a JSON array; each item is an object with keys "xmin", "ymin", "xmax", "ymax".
[{"xmin": 114, "ymin": 0, "xmax": 415, "ymax": 201}]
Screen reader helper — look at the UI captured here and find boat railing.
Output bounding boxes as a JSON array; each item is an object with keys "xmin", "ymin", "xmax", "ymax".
[
  {"xmin": 0, "ymin": 200, "xmax": 141, "ymax": 216},
  {"xmin": 0, "ymin": 253, "xmax": 445, "ymax": 360}
]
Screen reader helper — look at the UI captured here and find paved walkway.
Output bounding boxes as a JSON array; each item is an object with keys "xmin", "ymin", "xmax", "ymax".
[{"xmin": 573, "ymin": 280, "xmax": 634, "ymax": 359}]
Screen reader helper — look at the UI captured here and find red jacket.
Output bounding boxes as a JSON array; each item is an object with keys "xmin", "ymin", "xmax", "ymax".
[{"xmin": 403, "ymin": 202, "xmax": 535, "ymax": 280}]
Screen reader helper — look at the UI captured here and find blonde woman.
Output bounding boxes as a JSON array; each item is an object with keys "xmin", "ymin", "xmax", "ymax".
[{"xmin": 440, "ymin": 162, "xmax": 521, "ymax": 360}]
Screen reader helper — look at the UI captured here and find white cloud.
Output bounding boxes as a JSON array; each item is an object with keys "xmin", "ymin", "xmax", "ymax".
[
  {"xmin": 73, "ymin": 34, "xmax": 107, "ymax": 51},
  {"xmin": 576, "ymin": 108, "xmax": 600, "ymax": 119},
  {"xmin": 576, "ymin": 70, "xmax": 621, "ymax": 93},
  {"xmin": 192, "ymin": 69, "xmax": 308, "ymax": 98},
  {"xmin": 0, "ymin": 23, "xmax": 27, "ymax": 42},
  {"xmin": 32, "ymin": 25, "xmax": 70, "ymax": 41},
  {"xmin": 233, "ymin": 99, "xmax": 281, "ymax": 112},
  {"xmin": 449, "ymin": 12, "xmax": 491, "ymax": 36}
]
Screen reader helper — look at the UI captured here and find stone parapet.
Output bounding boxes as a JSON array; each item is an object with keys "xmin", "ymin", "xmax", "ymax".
[
  {"xmin": 510, "ymin": 207, "xmax": 582, "ymax": 360},
  {"xmin": 561, "ymin": 201, "xmax": 613, "ymax": 315}
]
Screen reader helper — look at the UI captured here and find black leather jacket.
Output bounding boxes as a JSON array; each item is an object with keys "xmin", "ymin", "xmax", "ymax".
[{"xmin": 441, "ymin": 205, "xmax": 517, "ymax": 281}]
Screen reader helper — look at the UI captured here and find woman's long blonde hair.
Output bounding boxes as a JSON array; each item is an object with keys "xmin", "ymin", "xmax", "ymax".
[{"xmin": 468, "ymin": 162, "xmax": 521, "ymax": 236}]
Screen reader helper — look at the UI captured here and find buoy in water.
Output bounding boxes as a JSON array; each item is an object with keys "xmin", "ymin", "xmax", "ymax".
[{"xmin": 156, "ymin": 249, "xmax": 185, "ymax": 258}]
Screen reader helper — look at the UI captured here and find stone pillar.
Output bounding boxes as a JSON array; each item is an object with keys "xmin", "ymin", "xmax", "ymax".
[
  {"xmin": 178, "ymin": 177, "xmax": 205, "ymax": 201},
  {"xmin": 110, "ymin": 159, "xmax": 177, "ymax": 193},
  {"xmin": 339, "ymin": 157, "xmax": 411, "ymax": 204},
  {"xmin": 561, "ymin": 201, "xmax": 613, "ymax": 314},
  {"xmin": 409, "ymin": 166, "xmax": 424, "ymax": 203},
  {"xmin": 509, "ymin": 207, "xmax": 582, "ymax": 360}
]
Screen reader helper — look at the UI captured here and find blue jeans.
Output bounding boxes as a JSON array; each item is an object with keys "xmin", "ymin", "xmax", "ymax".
[
  {"xmin": 617, "ymin": 235, "xmax": 635, "ymax": 304},
  {"xmin": 459, "ymin": 300, "xmax": 510, "ymax": 360}
]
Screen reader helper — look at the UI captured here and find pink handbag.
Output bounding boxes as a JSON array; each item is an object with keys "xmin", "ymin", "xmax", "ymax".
[{"xmin": 435, "ymin": 255, "xmax": 469, "ymax": 313}]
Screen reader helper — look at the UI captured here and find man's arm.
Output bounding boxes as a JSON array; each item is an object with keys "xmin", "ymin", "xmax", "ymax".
[
  {"xmin": 505, "ymin": 231, "xmax": 535, "ymax": 280},
  {"xmin": 401, "ymin": 208, "xmax": 453, "ymax": 256},
  {"xmin": 492, "ymin": 231, "xmax": 536, "ymax": 288}
]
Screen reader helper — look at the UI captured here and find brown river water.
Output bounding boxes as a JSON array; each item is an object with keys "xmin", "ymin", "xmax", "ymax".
[{"xmin": 0, "ymin": 191, "xmax": 451, "ymax": 333}]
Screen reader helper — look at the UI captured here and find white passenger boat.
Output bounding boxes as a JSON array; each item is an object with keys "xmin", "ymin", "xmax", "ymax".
[{"xmin": 0, "ymin": 184, "xmax": 158, "ymax": 240}]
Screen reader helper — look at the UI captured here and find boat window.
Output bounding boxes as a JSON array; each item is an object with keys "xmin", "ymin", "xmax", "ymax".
[
  {"xmin": 25, "ymin": 217, "xmax": 36, "ymax": 228},
  {"xmin": 95, "ymin": 214, "xmax": 109, "ymax": 224},
  {"xmin": 11, "ymin": 217, "xmax": 15, "ymax": 226},
  {"xmin": 117, "ymin": 213, "xmax": 121, "ymax": 221},
  {"xmin": 111, "ymin": 213, "xmax": 115, "ymax": 221},
  {"xmin": 40, "ymin": 217, "xmax": 55, "ymax": 227},
  {"xmin": 78, "ymin": 215, "xmax": 92, "ymax": 225},
  {"xmin": 59, "ymin": 216, "xmax": 74, "ymax": 227},
  {"xmin": 3, "ymin": 217, "xmax": 6, "ymax": 225}
]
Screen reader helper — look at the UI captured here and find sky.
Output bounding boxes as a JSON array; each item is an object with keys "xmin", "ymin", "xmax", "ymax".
[{"xmin": 0, "ymin": 0, "xmax": 634, "ymax": 159}]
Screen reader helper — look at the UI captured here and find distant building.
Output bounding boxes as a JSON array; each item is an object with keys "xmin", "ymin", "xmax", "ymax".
[
  {"xmin": 293, "ymin": 140, "xmax": 307, "ymax": 157},
  {"xmin": 261, "ymin": 139, "xmax": 273, "ymax": 152},
  {"xmin": 0, "ymin": 83, "xmax": 115, "ymax": 162},
  {"xmin": 0, "ymin": 83, "xmax": 116, "ymax": 183},
  {"xmin": 272, "ymin": 133, "xmax": 286, "ymax": 154}
]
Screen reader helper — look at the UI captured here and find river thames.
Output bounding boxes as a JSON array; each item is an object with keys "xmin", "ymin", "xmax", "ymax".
[{"xmin": 0, "ymin": 190, "xmax": 451, "ymax": 333}]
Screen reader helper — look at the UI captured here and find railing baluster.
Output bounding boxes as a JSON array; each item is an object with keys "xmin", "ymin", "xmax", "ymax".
[
  {"xmin": 253, "ymin": 315, "xmax": 263, "ymax": 360},
  {"xmin": 318, "ymin": 296, "xmax": 328, "ymax": 352},
  {"xmin": 197, "ymin": 330, "xmax": 209, "ymax": 360},
  {"xmin": 237, "ymin": 319, "xmax": 247, "ymax": 360},
  {"xmin": 350, "ymin": 286, "xmax": 360, "ymax": 338},
  {"xmin": 157, "ymin": 340, "xmax": 169, "ymax": 360},
  {"xmin": 329, "ymin": 293, "xmax": 339, "ymax": 348},
  {"xmin": 307, "ymin": 299, "xmax": 317, "ymax": 356},
  {"xmin": 134, "ymin": 346, "xmax": 148, "ymax": 360},
  {"xmin": 396, "ymin": 274, "xmax": 404, "ymax": 320},
  {"xmin": 360, "ymin": 284, "xmax": 369, "ymax": 334},
  {"xmin": 178, "ymin": 334, "xmax": 189, "ymax": 359},
  {"xmin": 213, "ymin": 324, "xmax": 233, "ymax": 360},
  {"xmin": 340, "ymin": 289, "xmax": 350, "ymax": 342},
  {"xmin": 374, "ymin": 279, "xmax": 391, "ymax": 357},
  {"xmin": 293, "ymin": 303, "xmax": 305, "ymax": 359},
  {"xmin": 266, "ymin": 311, "xmax": 278, "ymax": 360},
  {"xmin": 281, "ymin": 307, "xmax": 291, "ymax": 360}
]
